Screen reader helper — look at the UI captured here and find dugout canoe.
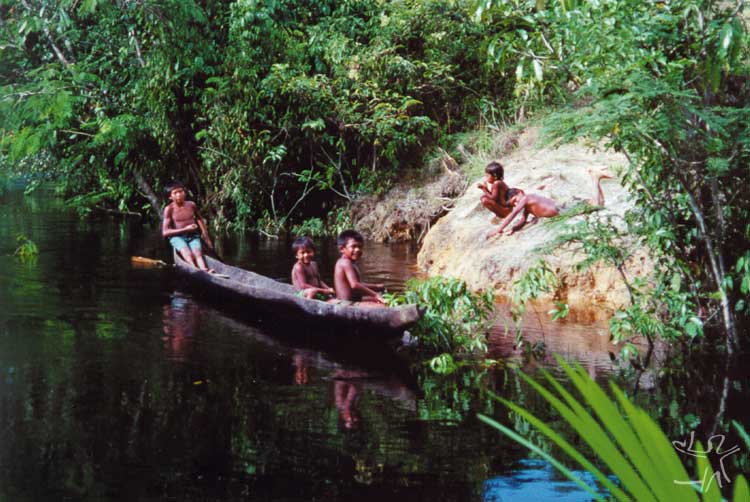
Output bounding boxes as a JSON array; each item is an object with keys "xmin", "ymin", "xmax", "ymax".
[{"xmin": 173, "ymin": 251, "xmax": 422, "ymax": 332}]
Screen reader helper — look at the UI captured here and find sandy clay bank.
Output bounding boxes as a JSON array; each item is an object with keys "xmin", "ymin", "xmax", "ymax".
[{"xmin": 418, "ymin": 128, "xmax": 651, "ymax": 310}]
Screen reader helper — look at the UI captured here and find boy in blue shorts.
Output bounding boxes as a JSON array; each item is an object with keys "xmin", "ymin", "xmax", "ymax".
[{"xmin": 162, "ymin": 180, "xmax": 214, "ymax": 272}]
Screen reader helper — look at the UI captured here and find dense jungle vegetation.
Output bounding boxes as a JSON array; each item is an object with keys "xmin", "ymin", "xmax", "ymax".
[{"xmin": 1, "ymin": 1, "xmax": 749, "ymax": 360}]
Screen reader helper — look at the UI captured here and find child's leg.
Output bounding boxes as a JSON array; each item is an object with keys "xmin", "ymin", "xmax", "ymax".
[
  {"xmin": 178, "ymin": 248, "xmax": 199, "ymax": 268},
  {"xmin": 588, "ymin": 167, "xmax": 612, "ymax": 206},
  {"xmin": 487, "ymin": 198, "xmax": 526, "ymax": 238},
  {"xmin": 170, "ymin": 236, "xmax": 200, "ymax": 268},
  {"xmin": 481, "ymin": 195, "xmax": 511, "ymax": 218},
  {"xmin": 303, "ymin": 288, "xmax": 318, "ymax": 299},
  {"xmin": 188, "ymin": 237, "xmax": 213, "ymax": 272}
]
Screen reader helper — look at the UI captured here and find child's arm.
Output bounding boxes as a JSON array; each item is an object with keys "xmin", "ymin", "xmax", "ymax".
[
  {"xmin": 488, "ymin": 198, "xmax": 526, "ymax": 238},
  {"xmin": 292, "ymin": 264, "xmax": 317, "ymax": 290},
  {"xmin": 293, "ymin": 265, "xmax": 335, "ymax": 295},
  {"xmin": 193, "ymin": 205, "xmax": 213, "ymax": 249},
  {"xmin": 342, "ymin": 262, "xmax": 384, "ymax": 303},
  {"xmin": 162, "ymin": 206, "xmax": 199, "ymax": 238},
  {"xmin": 318, "ymin": 278, "xmax": 335, "ymax": 294},
  {"xmin": 361, "ymin": 281, "xmax": 385, "ymax": 292},
  {"xmin": 313, "ymin": 264, "xmax": 335, "ymax": 295}
]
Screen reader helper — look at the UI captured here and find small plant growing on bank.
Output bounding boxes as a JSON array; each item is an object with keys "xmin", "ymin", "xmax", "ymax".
[
  {"xmin": 14, "ymin": 234, "xmax": 38, "ymax": 263},
  {"xmin": 290, "ymin": 207, "xmax": 352, "ymax": 238},
  {"xmin": 291, "ymin": 217, "xmax": 325, "ymax": 238},
  {"xmin": 385, "ymin": 276, "xmax": 496, "ymax": 364}
]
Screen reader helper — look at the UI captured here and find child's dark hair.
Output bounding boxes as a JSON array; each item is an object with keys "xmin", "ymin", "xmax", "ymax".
[
  {"xmin": 292, "ymin": 235, "xmax": 315, "ymax": 253},
  {"xmin": 164, "ymin": 180, "xmax": 185, "ymax": 196},
  {"xmin": 506, "ymin": 188, "xmax": 523, "ymax": 200},
  {"xmin": 485, "ymin": 161, "xmax": 504, "ymax": 180},
  {"xmin": 337, "ymin": 229, "xmax": 364, "ymax": 248}
]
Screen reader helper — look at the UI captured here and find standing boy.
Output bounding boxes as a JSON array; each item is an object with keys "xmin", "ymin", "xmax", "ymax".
[
  {"xmin": 333, "ymin": 230, "xmax": 385, "ymax": 305},
  {"xmin": 291, "ymin": 236, "xmax": 335, "ymax": 300},
  {"xmin": 162, "ymin": 180, "xmax": 214, "ymax": 272},
  {"xmin": 477, "ymin": 161, "xmax": 512, "ymax": 221}
]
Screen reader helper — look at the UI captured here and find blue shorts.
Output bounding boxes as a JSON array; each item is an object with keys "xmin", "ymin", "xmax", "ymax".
[{"xmin": 169, "ymin": 234, "xmax": 203, "ymax": 252}]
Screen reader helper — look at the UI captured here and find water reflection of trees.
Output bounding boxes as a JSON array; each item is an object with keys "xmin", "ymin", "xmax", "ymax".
[{"xmin": 9, "ymin": 288, "xmax": 743, "ymax": 501}]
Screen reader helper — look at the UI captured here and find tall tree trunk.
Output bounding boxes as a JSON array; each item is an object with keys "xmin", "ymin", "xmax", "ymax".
[{"xmin": 134, "ymin": 171, "xmax": 162, "ymax": 217}]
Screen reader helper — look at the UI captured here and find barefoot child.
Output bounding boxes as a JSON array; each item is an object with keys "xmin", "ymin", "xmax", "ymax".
[
  {"xmin": 333, "ymin": 230, "xmax": 385, "ymax": 304},
  {"xmin": 477, "ymin": 161, "xmax": 512, "ymax": 221},
  {"xmin": 487, "ymin": 188, "xmax": 560, "ymax": 238},
  {"xmin": 162, "ymin": 180, "xmax": 214, "ymax": 272},
  {"xmin": 589, "ymin": 166, "xmax": 613, "ymax": 206},
  {"xmin": 291, "ymin": 236, "xmax": 335, "ymax": 300}
]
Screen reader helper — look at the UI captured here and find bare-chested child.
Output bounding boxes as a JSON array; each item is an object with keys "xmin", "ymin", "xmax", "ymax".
[
  {"xmin": 333, "ymin": 230, "xmax": 385, "ymax": 305},
  {"xmin": 486, "ymin": 188, "xmax": 559, "ymax": 238},
  {"xmin": 162, "ymin": 180, "xmax": 214, "ymax": 272},
  {"xmin": 487, "ymin": 166, "xmax": 615, "ymax": 238},
  {"xmin": 291, "ymin": 236, "xmax": 335, "ymax": 300},
  {"xmin": 477, "ymin": 161, "xmax": 512, "ymax": 221}
]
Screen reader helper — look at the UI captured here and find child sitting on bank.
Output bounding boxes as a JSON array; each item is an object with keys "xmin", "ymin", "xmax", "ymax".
[
  {"xmin": 162, "ymin": 180, "xmax": 214, "ymax": 272},
  {"xmin": 333, "ymin": 230, "xmax": 385, "ymax": 305},
  {"xmin": 477, "ymin": 161, "xmax": 512, "ymax": 222},
  {"xmin": 486, "ymin": 188, "xmax": 560, "ymax": 238},
  {"xmin": 291, "ymin": 236, "xmax": 335, "ymax": 300}
]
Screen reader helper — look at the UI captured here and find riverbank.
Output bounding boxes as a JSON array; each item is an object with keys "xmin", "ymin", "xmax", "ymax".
[{"xmin": 353, "ymin": 126, "xmax": 651, "ymax": 310}]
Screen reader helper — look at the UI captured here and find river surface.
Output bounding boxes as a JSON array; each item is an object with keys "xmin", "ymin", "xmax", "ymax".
[{"xmin": 2, "ymin": 187, "xmax": 740, "ymax": 501}]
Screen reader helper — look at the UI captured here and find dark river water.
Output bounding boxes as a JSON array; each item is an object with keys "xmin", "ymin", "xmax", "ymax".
[{"xmin": 1, "ymin": 188, "xmax": 745, "ymax": 501}]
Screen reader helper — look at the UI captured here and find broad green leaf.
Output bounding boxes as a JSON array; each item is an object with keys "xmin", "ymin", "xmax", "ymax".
[
  {"xmin": 734, "ymin": 476, "xmax": 750, "ymax": 502},
  {"xmin": 694, "ymin": 442, "xmax": 721, "ymax": 502},
  {"xmin": 717, "ymin": 23, "xmax": 733, "ymax": 58},
  {"xmin": 533, "ymin": 59, "xmax": 543, "ymax": 81},
  {"xmin": 477, "ymin": 414, "xmax": 606, "ymax": 501}
]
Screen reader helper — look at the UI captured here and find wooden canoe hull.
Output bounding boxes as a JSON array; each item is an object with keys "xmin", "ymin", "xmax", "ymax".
[{"xmin": 174, "ymin": 252, "xmax": 422, "ymax": 333}]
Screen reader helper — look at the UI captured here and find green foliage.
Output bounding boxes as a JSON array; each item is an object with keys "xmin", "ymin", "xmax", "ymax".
[
  {"xmin": 14, "ymin": 234, "xmax": 38, "ymax": 263},
  {"xmin": 290, "ymin": 206, "xmax": 353, "ymax": 238},
  {"xmin": 478, "ymin": 0, "xmax": 750, "ymax": 351},
  {"xmin": 0, "ymin": 169, "xmax": 11, "ymax": 196},
  {"xmin": 291, "ymin": 217, "xmax": 326, "ymax": 238},
  {"xmin": 479, "ymin": 357, "xmax": 750, "ymax": 501},
  {"xmin": 385, "ymin": 276, "xmax": 495, "ymax": 360},
  {"xmin": 509, "ymin": 259, "xmax": 557, "ymax": 346},
  {"xmin": 1, "ymin": 0, "xmax": 222, "ymax": 214},
  {"xmin": 2, "ymin": 0, "xmax": 513, "ymax": 229}
]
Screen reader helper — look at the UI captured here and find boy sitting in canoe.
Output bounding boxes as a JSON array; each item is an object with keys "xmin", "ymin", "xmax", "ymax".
[
  {"xmin": 486, "ymin": 188, "xmax": 560, "ymax": 238},
  {"xmin": 162, "ymin": 180, "xmax": 214, "ymax": 272},
  {"xmin": 333, "ymin": 230, "xmax": 385, "ymax": 305},
  {"xmin": 291, "ymin": 236, "xmax": 335, "ymax": 300}
]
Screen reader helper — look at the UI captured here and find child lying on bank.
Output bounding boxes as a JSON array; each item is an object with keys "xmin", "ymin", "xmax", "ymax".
[
  {"xmin": 486, "ymin": 188, "xmax": 560, "ymax": 238},
  {"xmin": 291, "ymin": 236, "xmax": 335, "ymax": 300},
  {"xmin": 485, "ymin": 166, "xmax": 615, "ymax": 239}
]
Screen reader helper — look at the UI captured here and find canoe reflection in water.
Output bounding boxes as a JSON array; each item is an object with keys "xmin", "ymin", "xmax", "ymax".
[
  {"xmin": 162, "ymin": 292, "xmax": 201, "ymax": 361},
  {"xmin": 291, "ymin": 352, "xmax": 364, "ymax": 430},
  {"xmin": 288, "ymin": 345, "xmax": 420, "ymax": 433}
]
